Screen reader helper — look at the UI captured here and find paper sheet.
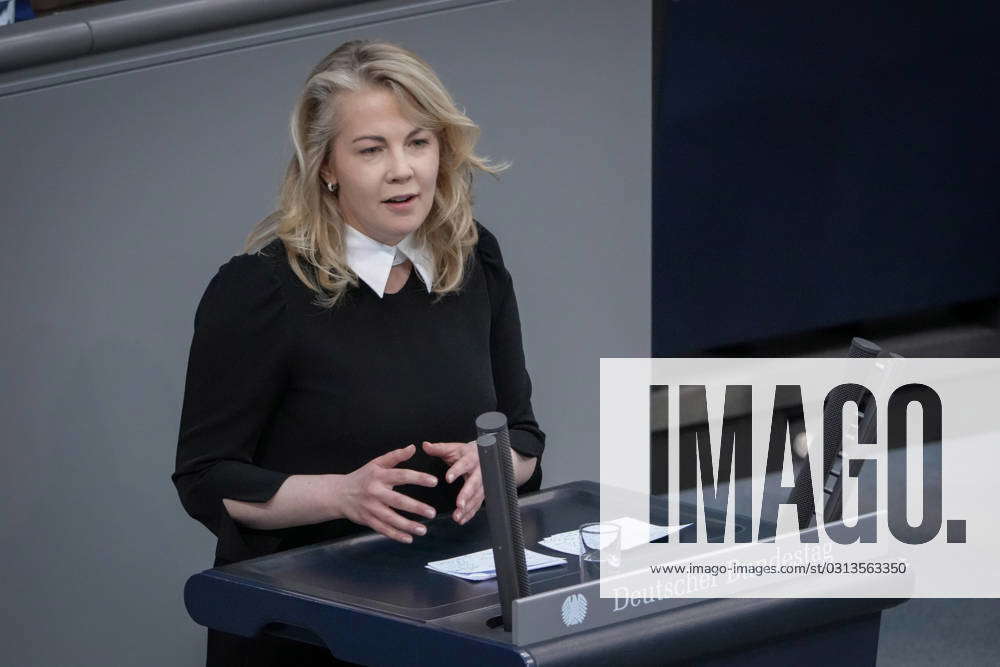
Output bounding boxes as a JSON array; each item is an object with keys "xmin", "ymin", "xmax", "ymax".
[
  {"xmin": 426, "ymin": 548, "xmax": 566, "ymax": 581},
  {"xmin": 538, "ymin": 516, "xmax": 691, "ymax": 555}
]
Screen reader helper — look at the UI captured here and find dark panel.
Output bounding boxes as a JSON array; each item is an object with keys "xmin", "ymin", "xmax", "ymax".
[{"xmin": 653, "ymin": 0, "xmax": 1000, "ymax": 355}]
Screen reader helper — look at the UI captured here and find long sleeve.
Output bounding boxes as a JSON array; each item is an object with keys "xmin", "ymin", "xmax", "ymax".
[
  {"xmin": 173, "ymin": 251, "xmax": 292, "ymax": 559},
  {"xmin": 476, "ymin": 224, "xmax": 546, "ymax": 490}
]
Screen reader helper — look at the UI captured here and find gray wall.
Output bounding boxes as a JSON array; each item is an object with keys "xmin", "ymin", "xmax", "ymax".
[{"xmin": 0, "ymin": 0, "xmax": 650, "ymax": 664}]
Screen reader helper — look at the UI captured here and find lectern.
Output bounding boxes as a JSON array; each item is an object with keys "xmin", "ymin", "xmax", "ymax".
[{"xmin": 184, "ymin": 481, "xmax": 901, "ymax": 666}]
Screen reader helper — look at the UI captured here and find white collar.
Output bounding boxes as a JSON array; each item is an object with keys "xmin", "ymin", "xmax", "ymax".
[{"xmin": 343, "ymin": 224, "xmax": 435, "ymax": 298}]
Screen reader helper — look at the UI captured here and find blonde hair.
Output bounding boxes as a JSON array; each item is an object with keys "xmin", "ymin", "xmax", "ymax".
[{"xmin": 245, "ymin": 40, "xmax": 505, "ymax": 307}]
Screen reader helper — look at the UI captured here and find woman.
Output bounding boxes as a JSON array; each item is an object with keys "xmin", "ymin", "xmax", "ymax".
[{"xmin": 173, "ymin": 40, "xmax": 544, "ymax": 666}]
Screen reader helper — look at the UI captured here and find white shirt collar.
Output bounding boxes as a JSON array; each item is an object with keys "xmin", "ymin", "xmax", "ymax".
[{"xmin": 343, "ymin": 224, "xmax": 435, "ymax": 298}]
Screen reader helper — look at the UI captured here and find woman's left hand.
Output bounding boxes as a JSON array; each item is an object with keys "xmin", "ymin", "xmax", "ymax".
[{"xmin": 422, "ymin": 440, "xmax": 483, "ymax": 525}]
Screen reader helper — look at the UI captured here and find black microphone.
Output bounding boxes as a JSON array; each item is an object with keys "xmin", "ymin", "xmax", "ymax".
[
  {"xmin": 788, "ymin": 337, "xmax": 881, "ymax": 529},
  {"xmin": 823, "ymin": 350, "xmax": 901, "ymax": 524},
  {"xmin": 476, "ymin": 411, "xmax": 529, "ymax": 631}
]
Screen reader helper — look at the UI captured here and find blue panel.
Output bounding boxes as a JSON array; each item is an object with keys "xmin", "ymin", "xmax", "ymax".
[{"xmin": 653, "ymin": 0, "xmax": 1000, "ymax": 354}]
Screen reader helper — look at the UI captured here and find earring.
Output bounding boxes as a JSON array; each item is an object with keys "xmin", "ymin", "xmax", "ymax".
[{"xmin": 326, "ymin": 181, "xmax": 339, "ymax": 194}]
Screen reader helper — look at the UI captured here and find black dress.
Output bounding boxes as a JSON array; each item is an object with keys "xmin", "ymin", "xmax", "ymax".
[{"xmin": 173, "ymin": 223, "xmax": 545, "ymax": 666}]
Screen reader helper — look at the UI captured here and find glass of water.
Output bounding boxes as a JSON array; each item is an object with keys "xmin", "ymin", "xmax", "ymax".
[{"xmin": 579, "ymin": 522, "xmax": 622, "ymax": 581}]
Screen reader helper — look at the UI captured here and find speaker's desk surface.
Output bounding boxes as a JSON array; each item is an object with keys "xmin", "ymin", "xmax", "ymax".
[{"xmin": 184, "ymin": 481, "xmax": 901, "ymax": 666}]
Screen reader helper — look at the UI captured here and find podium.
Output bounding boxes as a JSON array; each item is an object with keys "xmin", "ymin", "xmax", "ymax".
[{"xmin": 184, "ymin": 481, "xmax": 901, "ymax": 666}]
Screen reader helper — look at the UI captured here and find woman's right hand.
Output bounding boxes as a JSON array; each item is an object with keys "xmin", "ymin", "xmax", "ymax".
[{"xmin": 335, "ymin": 444, "xmax": 439, "ymax": 543}]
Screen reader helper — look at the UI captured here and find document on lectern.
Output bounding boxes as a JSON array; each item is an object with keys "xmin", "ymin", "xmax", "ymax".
[
  {"xmin": 426, "ymin": 548, "xmax": 566, "ymax": 581},
  {"xmin": 539, "ymin": 517, "xmax": 690, "ymax": 555}
]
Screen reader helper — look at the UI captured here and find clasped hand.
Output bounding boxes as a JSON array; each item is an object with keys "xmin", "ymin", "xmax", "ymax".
[
  {"xmin": 338, "ymin": 441, "xmax": 483, "ymax": 544},
  {"xmin": 422, "ymin": 440, "xmax": 484, "ymax": 526}
]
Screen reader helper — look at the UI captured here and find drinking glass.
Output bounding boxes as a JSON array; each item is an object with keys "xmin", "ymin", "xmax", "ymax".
[{"xmin": 579, "ymin": 522, "xmax": 622, "ymax": 581}]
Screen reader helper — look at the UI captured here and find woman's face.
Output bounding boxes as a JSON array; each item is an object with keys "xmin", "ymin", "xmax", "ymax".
[{"xmin": 323, "ymin": 87, "xmax": 440, "ymax": 246}]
